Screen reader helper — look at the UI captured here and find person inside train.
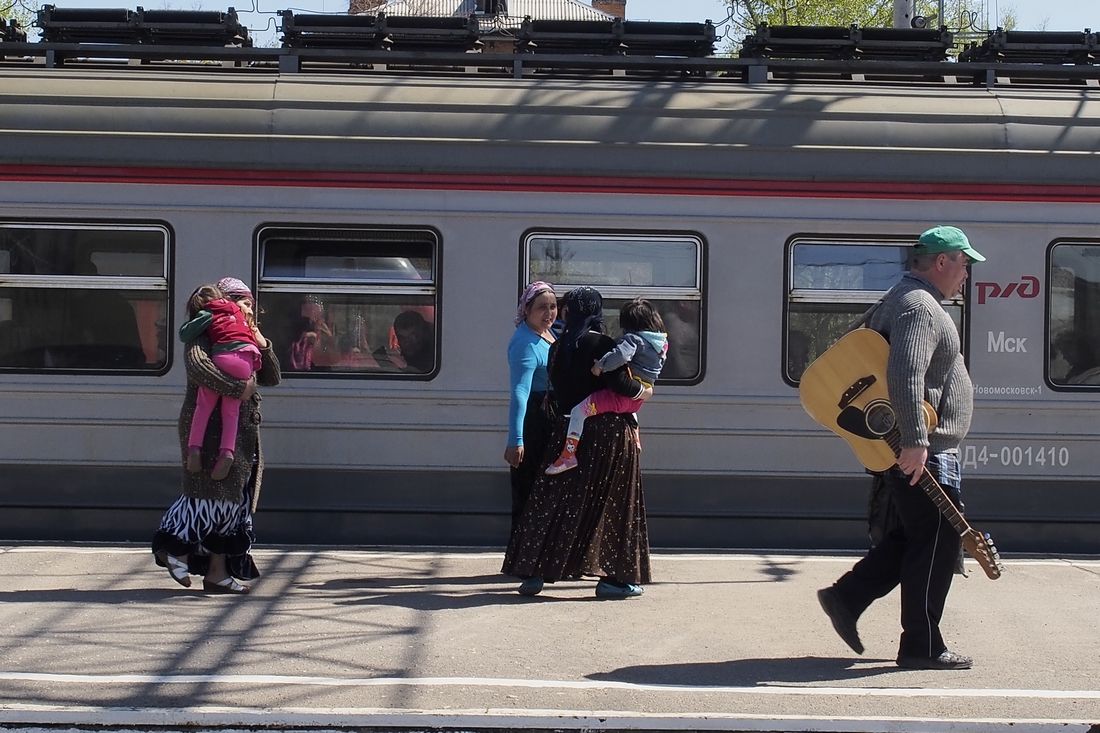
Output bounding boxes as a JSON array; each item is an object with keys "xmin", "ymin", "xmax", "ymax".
[
  {"xmin": 504, "ymin": 281, "xmax": 557, "ymax": 541},
  {"xmin": 373, "ymin": 310, "xmax": 434, "ymax": 373},
  {"xmin": 153, "ymin": 276, "xmax": 281, "ymax": 595},
  {"xmin": 816, "ymin": 225, "xmax": 985, "ymax": 670},
  {"xmin": 178, "ymin": 280, "xmax": 265, "ymax": 482},
  {"xmin": 546, "ymin": 297, "xmax": 667, "ymax": 475},
  {"xmin": 288, "ymin": 296, "xmax": 338, "ymax": 371},
  {"xmin": 659, "ymin": 299, "xmax": 700, "ymax": 380},
  {"xmin": 502, "ymin": 286, "xmax": 653, "ymax": 599}
]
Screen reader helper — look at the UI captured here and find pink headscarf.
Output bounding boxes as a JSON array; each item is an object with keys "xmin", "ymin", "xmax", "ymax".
[
  {"xmin": 515, "ymin": 281, "xmax": 555, "ymax": 326},
  {"xmin": 216, "ymin": 276, "xmax": 253, "ymax": 303}
]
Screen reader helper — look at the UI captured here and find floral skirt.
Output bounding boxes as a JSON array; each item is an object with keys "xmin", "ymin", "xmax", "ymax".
[
  {"xmin": 152, "ymin": 489, "xmax": 259, "ymax": 581},
  {"xmin": 502, "ymin": 412, "xmax": 651, "ymax": 585}
]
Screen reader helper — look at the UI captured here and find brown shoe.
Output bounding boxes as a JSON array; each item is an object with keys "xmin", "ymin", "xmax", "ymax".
[
  {"xmin": 185, "ymin": 447, "xmax": 202, "ymax": 474},
  {"xmin": 210, "ymin": 450, "xmax": 234, "ymax": 481}
]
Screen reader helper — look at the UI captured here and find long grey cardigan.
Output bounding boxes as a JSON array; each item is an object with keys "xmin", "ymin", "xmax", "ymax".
[{"xmin": 177, "ymin": 338, "xmax": 281, "ymax": 509}]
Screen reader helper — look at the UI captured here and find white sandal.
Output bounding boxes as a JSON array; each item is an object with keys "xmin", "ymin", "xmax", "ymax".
[
  {"xmin": 158, "ymin": 553, "xmax": 191, "ymax": 588},
  {"xmin": 202, "ymin": 576, "xmax": 249, "ymax": 594}
]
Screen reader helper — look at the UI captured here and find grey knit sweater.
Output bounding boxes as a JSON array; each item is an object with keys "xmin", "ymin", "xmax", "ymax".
[{"xmin": 864, "ymin": 273, "xmax": 973, "ymax": 454}]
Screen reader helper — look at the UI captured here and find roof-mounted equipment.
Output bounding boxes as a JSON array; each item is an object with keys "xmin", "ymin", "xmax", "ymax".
[
  {"xmin": 36, "ymin": 5, "xmax": 250, "ymax": 46},
  {"xmin": 740, "ymin": 23, "xmax": 953, "ymax": 62},
  {"xmin": 960, "ymin": 28, "xmax": 1098, "ymax": 64},
  {"xmin": 518, "ymin": 17, "xmax": 715, "ymax": 57}
]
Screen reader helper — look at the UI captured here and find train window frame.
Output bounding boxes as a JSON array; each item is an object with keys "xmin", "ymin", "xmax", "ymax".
[
  {"xmin": 255, "ymin": 224, "xmax": 441, "ymax": 380},
  {"xmin": 0, "ymin": 219, "xmax": 172, "ymax": 375},
  {"xmin": 522, "ymin": 228, "xmax": 706, "ymax": 386},
  {"xmin": 783, "ymin": 233, "xmax": 968, "ymax": 387},
  {"xmin": 1046, "ymin": 238, "xmax": 1100, "ymax": 392}
]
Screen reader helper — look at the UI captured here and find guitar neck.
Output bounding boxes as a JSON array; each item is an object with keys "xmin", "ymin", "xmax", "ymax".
[
  {"xmin": 915, "ymin": 471, "xmax": 971, "ymax": 535},
  {"xmin": 886, "ymin": 432, "xmax": 972, "ymax": 535}
]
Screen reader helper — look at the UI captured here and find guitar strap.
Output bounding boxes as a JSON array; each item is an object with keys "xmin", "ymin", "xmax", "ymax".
[{"xmin": 848, "ymin": 283, "xmax": 899, "ymax": 335}]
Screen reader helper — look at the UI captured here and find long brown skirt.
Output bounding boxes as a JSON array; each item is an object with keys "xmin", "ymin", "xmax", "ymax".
[{"xmin": 501, "ymin": 412, "xmax": 651, "ymax": 585}]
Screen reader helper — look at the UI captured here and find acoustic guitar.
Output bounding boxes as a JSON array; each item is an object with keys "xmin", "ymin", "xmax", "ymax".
[{"xmin": 799, "ymin": 328, "xmax": 1004, "ymax": 580}]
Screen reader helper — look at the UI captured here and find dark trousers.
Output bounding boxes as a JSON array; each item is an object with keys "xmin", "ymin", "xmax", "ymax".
[
  {"xmin": 509, "ymin": 392, "xmax": 551, "ymax": 536},
  {"xmin": 833, "ymin": 452, "xmax": 962, "ymax": 658}
]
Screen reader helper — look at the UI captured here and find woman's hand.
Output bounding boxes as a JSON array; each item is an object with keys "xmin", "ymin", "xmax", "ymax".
[
  {"xmin": 504, "ymin": 445, "xmax": 524, "ymax": 468},
  {"xmin": 240, "ymin": 376, "xmax": 257, "ymax": 402},
  {"xmin": 637, "ymin": 385, "xmax": 654, "ymax": 401},
  {"xmin": 590, "ymin": 362, "xmax": 604, "ymax": 376}
]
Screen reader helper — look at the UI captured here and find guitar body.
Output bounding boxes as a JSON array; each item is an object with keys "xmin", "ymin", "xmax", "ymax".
[
  {"xmin": 800, "ymin": 329, "xmax": 937, "ymax": 472},
  {"xmin": 799, "ymin": 328, "xmax": 1004, "ymax": 580}
]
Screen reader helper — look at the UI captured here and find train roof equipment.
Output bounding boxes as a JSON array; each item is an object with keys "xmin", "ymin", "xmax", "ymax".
[
  {"xmin": 516, "ymin": 18, "xmax": 715, "ymax": 57},
  {"xmin": 35, "ymin": 4, "xmax": 251, "ymax": 46},
  {"xmin": 279, "ymin": 11, "xmax": 481, "ymax": 52},
  {"xmin": 1, "ymin": 19, "xmax": 27, "ymax": 44},
  {"xmin": 1, "ymin": 10, "xmax": 1098, "ymax": 86},
  {"xmin": 960, "ymin": 28, "xmax": 1098, "ymax": 64},
  {"xmin": 739, "ymin": 23, "xmax": 953, "ymax": 62}
]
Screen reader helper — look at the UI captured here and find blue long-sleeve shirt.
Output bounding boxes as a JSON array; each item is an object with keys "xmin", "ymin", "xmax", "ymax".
[{"xmin": 507, "ymin": 323, "xmax": 551, "ymax": 447}]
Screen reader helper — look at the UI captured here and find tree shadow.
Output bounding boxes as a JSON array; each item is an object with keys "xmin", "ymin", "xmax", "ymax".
[
  {"xmin": 0, "ymin": 588, "xmax": 203, "ymax": 604},
  {"xmin": 295, "ymin": 573, "xmax": 510, "ymax": 591},
  {"xmin": 589, "ymin": 656, "xmax": 904, "ymax": 686}
]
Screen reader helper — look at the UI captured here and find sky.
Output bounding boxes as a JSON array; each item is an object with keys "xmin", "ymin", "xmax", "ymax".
[{"xmin": 15, "ymin": 0, "xmax": 1096, "ymax": 48}]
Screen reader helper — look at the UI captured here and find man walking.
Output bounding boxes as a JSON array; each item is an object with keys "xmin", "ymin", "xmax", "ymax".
[{"xmin": 817, "ymin": 225, "xmax": 985, "ymax": 670}]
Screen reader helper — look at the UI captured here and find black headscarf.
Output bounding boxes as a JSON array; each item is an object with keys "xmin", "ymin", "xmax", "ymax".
[{"xmin": 557, "ymin": 286, "xmax": 604, "ymax": 368}]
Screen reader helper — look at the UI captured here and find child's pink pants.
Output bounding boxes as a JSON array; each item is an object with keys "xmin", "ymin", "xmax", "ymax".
[
  {"xmin": 189, "ymin": 349, "xmax": 259, "ymax": 454},
  {"xmin": 566, "ymin": 388, "xmax": 644, "ymax": 440}
]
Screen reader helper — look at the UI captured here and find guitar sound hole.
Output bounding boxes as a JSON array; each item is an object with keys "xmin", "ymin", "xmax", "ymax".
[{"xmin": 864, "ymin": 402, "xmax": 895, "ymax": 436}]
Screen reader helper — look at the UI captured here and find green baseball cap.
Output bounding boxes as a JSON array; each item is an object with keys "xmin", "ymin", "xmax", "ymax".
[{"xmin": 914, "ymin": 225, "xmax": 986, "ymax": 262}]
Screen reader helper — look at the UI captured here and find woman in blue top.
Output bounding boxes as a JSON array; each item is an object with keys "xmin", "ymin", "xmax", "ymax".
[{"xmin": 504, "ymin": 281, "xmax": 558, "ymax": 538}]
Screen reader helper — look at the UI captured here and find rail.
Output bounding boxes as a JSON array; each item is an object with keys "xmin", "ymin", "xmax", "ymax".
[{"xmin": 3, "ymin": 42, "xmax": 1100, "ymax": 87}]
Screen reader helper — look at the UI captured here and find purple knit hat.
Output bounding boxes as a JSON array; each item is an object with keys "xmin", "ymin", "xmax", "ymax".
[
  {"xmin": 216, "ymin": 276, "xmax": 253, "ymax": 302},
  {"xmin": 514, "ymin": 281, "xmax": 555, "ymax": 326}
]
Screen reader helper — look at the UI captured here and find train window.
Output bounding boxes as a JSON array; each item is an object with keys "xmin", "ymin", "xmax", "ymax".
[
  {"xmin": 257, "ymin": 226, "xmax": 439, "ymax": 378},
  {"xmin": 525, "ymin": 232, "xmax": 703, "ymax": 383},
  {"xmin": 785, "ymin": 237, "xmax": 964, "ymax": 384},
  {"xmin": 1049, "ymin": 242, "xmax": 1100, "ymax": 387},
  {"xmin": 0, "ymin": 223, "xmax": 169, "ymax": 372}
]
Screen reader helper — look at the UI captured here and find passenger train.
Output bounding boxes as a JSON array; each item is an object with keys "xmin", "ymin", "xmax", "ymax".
[{"xmin": 1, "ymin": 29, "xmax": 1099, "ymax": 552}]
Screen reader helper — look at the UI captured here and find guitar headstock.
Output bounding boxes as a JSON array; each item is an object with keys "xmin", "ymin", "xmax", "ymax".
[{"xmin": 962, "ymin": 529, "xmax": 1004, "ymax": 580}]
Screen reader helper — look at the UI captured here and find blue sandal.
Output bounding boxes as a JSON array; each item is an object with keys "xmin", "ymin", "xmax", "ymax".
[{"xmin": 595, "ymin": 579, "xmax": 643, "ymax": 599}]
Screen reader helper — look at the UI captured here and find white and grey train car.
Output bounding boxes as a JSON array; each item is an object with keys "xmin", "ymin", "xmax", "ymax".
[{"xmin": 1, "ymin": 60, "xmax": 1098, "ymax": 551}]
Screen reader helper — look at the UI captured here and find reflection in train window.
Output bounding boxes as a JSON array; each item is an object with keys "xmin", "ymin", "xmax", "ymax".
[
  {"xmin": 0, "ymin": 222, "xmax": 169, "ymax": 372},
  {"xmin": 785, "ymin": 236, "xmax": 963, "ymax": 384},
  {"xmin": 257, "ymin": 226, "xmax": 439, "ymax": 378},
  {"xmin": 525, "ymin": 232, "xmax": 704, "ymax": 383},
  {"xmin": 1048, "ymin": 241, "xmax": 1100, "ymax": 387}
]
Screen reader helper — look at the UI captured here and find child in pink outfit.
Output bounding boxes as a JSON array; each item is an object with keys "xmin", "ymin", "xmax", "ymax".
[{"xmin": 180, "ymin": 279, "xmax": 262, "ymax": 481}]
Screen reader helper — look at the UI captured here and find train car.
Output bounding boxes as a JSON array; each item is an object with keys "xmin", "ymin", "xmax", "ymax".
[{"xmin": 1, "ymin": 43, "xmax": 1099, "ymax": 552}]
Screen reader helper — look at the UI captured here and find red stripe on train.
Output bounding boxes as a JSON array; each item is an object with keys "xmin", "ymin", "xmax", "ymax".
[{"xmin": 1, "ymin": 164, "xmax": 1099, "ymax": 202}]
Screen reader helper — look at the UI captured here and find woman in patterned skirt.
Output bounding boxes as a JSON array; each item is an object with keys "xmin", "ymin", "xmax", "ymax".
[
  {"xmin": 152, "ymin": 277, "xmax": 281, "ymax": 594},
  {"xmin": 502, "ymin": 286, "xmax": 653, "ymax": 599}
]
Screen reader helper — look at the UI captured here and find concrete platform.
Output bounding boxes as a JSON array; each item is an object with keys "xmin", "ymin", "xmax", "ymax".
[{"xmin": 1, "ymin": 545, "xmax": 1098, "ymax": 732}]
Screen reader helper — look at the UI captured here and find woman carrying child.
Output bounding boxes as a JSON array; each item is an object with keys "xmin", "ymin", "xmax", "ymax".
[
  {"xmin": 152, "ymin": 277, "xmax": 281, "ymax": 595},
  {"xmin": 546, "ymin": 298, "xmax": 667, "ymax": 475},
  {"xmin": 179, "ymin": 281, "xmax": 264, "ymax": 481}
]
